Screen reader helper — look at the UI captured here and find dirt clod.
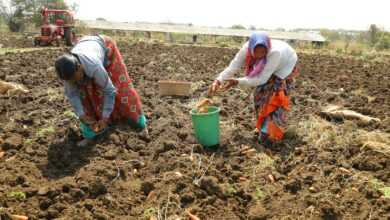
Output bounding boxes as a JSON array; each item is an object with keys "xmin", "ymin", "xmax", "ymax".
[
  {"xmin": 284, "ymin": 178, "xmax": 302, "ymax": 194},
  {"xmin": 89, "ymin": 182, "xmax": 108, "ymax": 198},
  {"xmin": 199, "ymin": 176, "xmax": 223, "ymax": 197},
  {"xmin": 3, "ymin": 134, "xmax": 23, "ymax": 150},
  {"xmin": 140, "ymin": 181, "xmax": 155, "ymax": 196}
]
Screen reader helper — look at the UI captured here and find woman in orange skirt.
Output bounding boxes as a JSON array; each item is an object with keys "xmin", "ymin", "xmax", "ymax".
[{"xmin": 209, "ymin": 32, "xmax": 299, "ymax": 145}]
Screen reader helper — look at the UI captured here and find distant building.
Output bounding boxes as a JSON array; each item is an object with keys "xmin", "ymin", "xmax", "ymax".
[{"xmin": 84, "ymin": 20, "xmax": 326, "ymax": 44}]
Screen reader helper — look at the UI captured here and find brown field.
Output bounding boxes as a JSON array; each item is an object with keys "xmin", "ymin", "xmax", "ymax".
[{"xmin": 0, "ymin": 36, "xmax": 389, "ymax": 219}]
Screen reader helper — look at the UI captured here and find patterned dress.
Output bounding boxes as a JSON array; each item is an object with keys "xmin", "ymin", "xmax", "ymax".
[{"xmin": 78, "ymin": 36, "xmax": 145, "ymax": 138}]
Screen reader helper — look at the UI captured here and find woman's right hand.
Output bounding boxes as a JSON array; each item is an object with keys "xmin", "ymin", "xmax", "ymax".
[
  {"xmin": 80, "ymin": 114, "xmax": 96, "ymax": 126},
  {"xmin": 208, "ymin": 80, "xmax": 221, "ymax": 97}
]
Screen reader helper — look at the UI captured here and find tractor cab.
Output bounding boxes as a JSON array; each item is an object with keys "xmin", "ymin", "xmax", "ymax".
[{"xmin": 55, "ymin": 19, "xmax": 65, "ymax": 26}]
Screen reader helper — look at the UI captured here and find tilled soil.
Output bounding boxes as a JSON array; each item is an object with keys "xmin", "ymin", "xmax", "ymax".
[
  {"xmin": 0, "ymin": 32, "xmax": 33, "ymax": 49},
  {"xmin": 0, "ymin": 41, "xmax": 389, "ymax": 219}
]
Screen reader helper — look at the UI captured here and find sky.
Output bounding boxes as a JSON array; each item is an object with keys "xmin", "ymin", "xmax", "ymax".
[{"xmin": 66, "ymin": 0, "xmax": 390, "ymax": 31}]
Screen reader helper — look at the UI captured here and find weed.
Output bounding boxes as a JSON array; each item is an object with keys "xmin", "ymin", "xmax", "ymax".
[
  {"xmin": 143, "ymin": 207, "xmax": 157, "ymax": 219},
  {"xmin": 7, "ymin": 191, "xmax": 26, "ymax": 200},
  {"xmin": 254, "ymin": 188, "xmax": 266, "ymax": 201},
  {"xmin": 37, "ymin": 126, "xmax": 55, "ymax": 137}
]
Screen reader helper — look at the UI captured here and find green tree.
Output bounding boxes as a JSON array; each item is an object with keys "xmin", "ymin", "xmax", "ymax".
[
  {"xmin": 368, "ymin": 24, "xmax": 379, "ymax": 46},
  {"xmin": 376, "ymin": 33, "xmax": 390, "ymax": 50},
  {"xmin": 0, "ymin": 0, "xmax": 7, "ymax": 28},
  {"xmin": 0, "ymin": 0, "xmax": 76, "ymax": 31},
  {"xmin": 0, "ymin": 0, "xmax": 27, "ymax": 31},
  {"xmin": 231, "ymin": 24, "xmax": 246, "ymax": 30},
  {"xmin": 320, "ymin": 29, "xmax": 342, "ymax": 41}
]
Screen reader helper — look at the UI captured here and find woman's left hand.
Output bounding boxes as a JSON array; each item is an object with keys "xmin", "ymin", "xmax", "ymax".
[
  {"xmin": 220, "ymin": 79, "xmax": 239, "ymax": 91},
  {"xmin": 93, "ymin": 119, "xmax": 109, "ymax": 132}
]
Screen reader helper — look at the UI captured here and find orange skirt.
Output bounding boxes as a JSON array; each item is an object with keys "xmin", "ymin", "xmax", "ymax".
[{"xmin": 254, "ymin": 65, "xmax": 299, "ymax": 143}]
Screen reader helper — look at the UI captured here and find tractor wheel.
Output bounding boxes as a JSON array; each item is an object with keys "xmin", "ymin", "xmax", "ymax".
[
  {"xmin": 72, "ymin": 31, "xmax": 77, "ymax": 43},
  {"xmin": 64, "ymin": 27, "xmax": 73, "ymax": 46},
  {"xmin": 33, "ymin": 38, "xmax": 40, "ymax": 47},
  {"xmin": 55, "ymin": 38, "xmax": 60, "ymax": 47}
]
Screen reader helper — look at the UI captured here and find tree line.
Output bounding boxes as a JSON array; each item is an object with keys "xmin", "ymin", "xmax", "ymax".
[{"xmin": 0, "ymin": 0, "xmax": 77, "ymax": 32}]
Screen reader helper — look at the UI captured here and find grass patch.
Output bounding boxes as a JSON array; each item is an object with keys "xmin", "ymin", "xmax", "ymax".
[
  {"xmin": 255, "ymin": 153, "xmax": 274, "ymax": 170},
  {"xmin": 143, "ymin": 207, "xmax": 157, "ymax": 219},
  {"xmin": 0, "ymin": 47, "xmax": 58, "ymax": 55},
  {"xmin": 245, "ymin": 152, "xmax": 275, "ymax": 179},
  {"xmin": 297, "ymin": 116, "xmax": 390, "ymax": 149},
  {"xmin": 191, "ymin": 81, "xmax": 206, "ymax": 93},
  {"xmin": 380, "ymin": 187, "xmax": 390, "ymax": 198},
  {"xmin": 7, "ymin": 191, "xmax": 26, "ymax": 200},
  {"xmin": 63, "ymin": 110, "xmax": 77, "ymax": 119},
  {"xmin": 37, "ymin": 126, "xmax": 56, "ymax": 138},
  {"xmin": 370, "ymin": 179, "xmax": 390, "ymax": 199},
  {"xmin": 223, "ymin": 184, "xmax": 237, "ymax": 196},
  {"xmin": 24, "ymin": 139, "xmax": 33, "ymax": 145},
  {"xmin": 47, "ymin": 88, "xmax": 61, "ymax": 101},
  {"xmin": 253, "ymin": 187, "xmax": 266, "ymax": 201}
]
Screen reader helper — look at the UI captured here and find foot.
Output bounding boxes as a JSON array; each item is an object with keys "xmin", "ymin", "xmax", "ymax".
[
  {"xmin": 253, "ymin": 128, "xmax": 260, "ymax": 136},
  {"xmin": 252, "ymin": 128, "xmax": 260, "ymax": 142},
  {"xmin": 142, "ymin": 127, "xmax": 149, "ymax": 136},
  {"xmin": 77, "ymin": 138, "xmax": 93, "ymax": 147},
  {"xmin": 138, "ymin": 127, "xmax": 150, "ymax": 141}
]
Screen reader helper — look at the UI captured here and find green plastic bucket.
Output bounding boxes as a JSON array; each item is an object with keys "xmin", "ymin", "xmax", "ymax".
[{"xmin": 190, "ymin": 106, "xmax": 220, "ymax": 147}]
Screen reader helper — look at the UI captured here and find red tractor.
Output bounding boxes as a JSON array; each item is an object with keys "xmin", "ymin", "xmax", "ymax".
[{"xmin": 33, "ymin": 7, "xmax": 77, "ymax": 46}]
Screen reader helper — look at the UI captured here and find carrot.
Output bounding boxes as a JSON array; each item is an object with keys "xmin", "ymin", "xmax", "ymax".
[
  {"xmin": 239, "ymin": 177, "xmax": 248, "ymax": 182},
  {"xmin": 6, "ymin": 155, "xmax": 16, "ymax": 162},
  {"xmin": 0, "ymin": 80, "xmax": 29, "ymax": 95},
  {"xmin": 196, "ymin": 98, "xmax": 212, "ymax": 109},
  {"xmin": 339, "ymin": 167, "xmax": 351, "ymax": 174},
  {"xmin": 198, "ymin": 106, "xmax": 208, "ymax": 113},
  {"xmin": 268, "ymin": 174, "xmax": 275, "ymax": 183},
  {"xmin": 0, "ymin": 80, "xmax": 15, "ymax": 94},
  {"xmin": 309, "ymin": 187, "xmax": 317, "ymax": 193},
  {"xmin": 186, "ymin": 210, "xmax": 200, "ymax": 220},
  {"xmin": 175, "ymin": 171, "xmax": 183, "ymax": 178},
  {"xmin": 240, "ymin": 145, "xmax": 251, "ymax": 152},
  {"xmin": 242, "ymin": 149, "xmax": 256, "ymax": 156},
  {"xmin": 146, "ymin": 190, "xmax": 156, "ymax": 201},
  {"xmin": 11, "ymin": 215, "xmax": 28, "ymax": 220},
  {"xmin": 196, "ymin": 98, "xmax": 213, "ymax": 113}
]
